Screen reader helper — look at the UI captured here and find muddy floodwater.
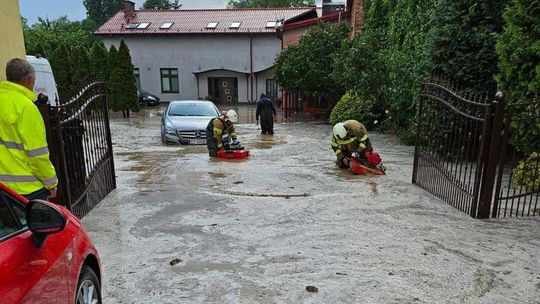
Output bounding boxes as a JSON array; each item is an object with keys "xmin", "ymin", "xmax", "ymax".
[{"xmin": 83, "ymin": 106, "xmax": 540, "ymax": 304}]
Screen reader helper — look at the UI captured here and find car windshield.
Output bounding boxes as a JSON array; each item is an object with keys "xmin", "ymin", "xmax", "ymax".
[{"xmin": 168, "ymin": 103, "xmax": 218, "ymax": 117}]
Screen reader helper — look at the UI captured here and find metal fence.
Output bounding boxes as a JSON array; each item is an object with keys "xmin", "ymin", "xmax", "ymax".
[
  {"xmin": 413, "ymin": 77, "xmax": 539, "ymax": 218},
  {"xmin": 39, "ymin": 81, "xmax": 116, "ymax": 218}
]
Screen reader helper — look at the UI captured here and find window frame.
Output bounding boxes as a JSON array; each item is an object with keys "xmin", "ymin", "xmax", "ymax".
[
  {"xmin": 160, "ymin": 68, "xmax": 179, "ymax": 94},
  {"xmin": 134, "ymin": 68, "xmax": 141, "ymax": 90},
  {"xmin": 266, "ymin": 78, "xmax": 278, "ymax": 98},
  {"xmin": 160, "ymin": 22, "xmax": 174, "ymax": 29},
  {"xmin": 137, "ymin": 22, "xmax": 151, "ymax": 29},
  {"xmin": 206, "ymin": 22, "xmax": 219, "ymax": 29},
  {"xmin": 0, "ymin": 191, "xmax": 28, "ymax": 242},
  {"xmin": 230, "ymin": 21, "xmax": 242, "ymax": 29}
]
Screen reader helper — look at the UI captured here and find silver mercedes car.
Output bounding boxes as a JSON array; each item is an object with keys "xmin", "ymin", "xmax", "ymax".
[{"xmin": 159, "ymin": 100, "xmax": 220, "ymax": 145}]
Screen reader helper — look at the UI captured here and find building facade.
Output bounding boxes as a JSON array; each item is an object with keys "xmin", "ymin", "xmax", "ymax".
[
  {"xmin": 96, "ymin": 1, "xmax": 317, "ymax": 104},
  {"xmin": 0, "ymin": 0, "xmax": 25, "ymax": 80}
]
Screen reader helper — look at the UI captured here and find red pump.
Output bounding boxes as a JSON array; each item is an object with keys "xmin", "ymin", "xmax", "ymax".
[{"xmin": 346, "ymin": 152, "xmax": 386, "ymax": 175}]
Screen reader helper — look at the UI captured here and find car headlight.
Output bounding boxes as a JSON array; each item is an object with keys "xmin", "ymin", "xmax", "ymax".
[{"xmin": 165, "ymin": 126, "xmax": 176, "ymax": 135}]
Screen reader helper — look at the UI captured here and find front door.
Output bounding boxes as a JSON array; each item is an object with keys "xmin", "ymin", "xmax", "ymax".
[{"xmin": 208, "ymin": 77, "xmax": 237, "ymax": 104}]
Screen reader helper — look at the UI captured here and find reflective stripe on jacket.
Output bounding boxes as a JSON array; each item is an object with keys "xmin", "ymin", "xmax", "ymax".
[
  {"xmin": 208, "ymin": 116, "xmax": 237, "ymax": 148},
  {"xmin": 330, "ymin": 120, "xmax": 372, "ymax": 156},
  {"xmin": 0, "ymin": 81, "xmax": 58, "ymax": 195}
]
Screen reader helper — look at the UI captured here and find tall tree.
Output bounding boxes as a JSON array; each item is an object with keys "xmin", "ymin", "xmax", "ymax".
[
  {"xmin": 426, "ymin": 0, "xmax": 508, "ymax": 94},
  {"xmin": 90, "ymin": 42, "xmax": 109, "ymax": 79},
  {"xmin": 108, "ymin": 40, "xmax": 140, "ymax": 118},
  {"xmin": 83, "ymin": 0, "xmax": 124, "ymax": 25},
  {"xmin": 142, "ymin": 0, "xmax": 182, "ymax": 9},
  {"xmin": 496, "ymin": 0, "xmax": 540, "ymax": 152},
  {"xmin": 227, "ymin": 0, "xmax": 315, "ymax": 8},
  {"xmin": 23, "ymin": 16, "xmax": 94, "ymax": 56},
  {"xmin": 274, "ymin": 23, "xmax": 350, "ymax": 99},
  {"xmin": 48, "ymin": 44, "xmax": 73, "ymax": 99},
  {"xmin": 70, "ymin": 46, "xmax": 92, "ymax": 88}
]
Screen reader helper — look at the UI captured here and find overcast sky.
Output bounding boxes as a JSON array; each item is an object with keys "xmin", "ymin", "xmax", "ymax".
[{"xmin": 20, "ymin": 0, "xmax": 323, "ymax": 24}]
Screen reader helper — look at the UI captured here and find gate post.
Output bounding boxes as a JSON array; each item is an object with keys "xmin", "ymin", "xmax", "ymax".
[
  {"xmin": 477, "ymin": 92, "xmax": 505, "ymax": 218},
  {"xmin": 412, "ymin": 92, "xmax": 425, "ymax": 184}
]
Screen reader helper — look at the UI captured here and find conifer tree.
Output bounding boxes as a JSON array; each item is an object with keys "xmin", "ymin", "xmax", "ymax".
[
  {"xmin": 108, "ymin": 40, "xmax": 139, "ymax": 118},
  {"xmin": 49, "ymin": 44, "xmax": 73, "ymax": 99},
  {"xmin": 70, "ymin": 46, "xmax": 92, "ymax": 88},
  {"xmin": 426, "ymin": 0, "xmax": 507, "ymax": 94},
  {"xmin": 91, "ymin": 42, "xmax": 109, "ymax": 79}
]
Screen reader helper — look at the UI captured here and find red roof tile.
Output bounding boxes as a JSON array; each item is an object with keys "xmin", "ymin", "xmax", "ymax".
[{"xmin": 95, "ymin": 8, "xmax": 318, "ymax": 35}]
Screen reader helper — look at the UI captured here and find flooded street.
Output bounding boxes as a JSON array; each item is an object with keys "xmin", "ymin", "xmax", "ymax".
[{"xmin": 83, "ymin": 106, "xmax": 540, "ymax": 304}]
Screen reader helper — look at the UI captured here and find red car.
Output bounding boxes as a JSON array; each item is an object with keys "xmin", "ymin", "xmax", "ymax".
[{"xmin": 0, "ymin": 183, "xmax": 102, "ymax": 304}]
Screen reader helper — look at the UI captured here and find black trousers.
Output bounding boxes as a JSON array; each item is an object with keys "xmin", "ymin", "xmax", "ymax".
[{"xmin": 23, "ymin": 188, "xmax": 50, "ymax": 201}]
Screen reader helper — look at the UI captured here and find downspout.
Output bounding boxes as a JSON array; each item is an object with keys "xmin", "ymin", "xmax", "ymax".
[
  {"xmin": 196, "ymin": 74, "xmax": 200, "ymax": 99},
  {"xmin": 250, "ymin": 33, "xmax": 254, "ymax": 103}
]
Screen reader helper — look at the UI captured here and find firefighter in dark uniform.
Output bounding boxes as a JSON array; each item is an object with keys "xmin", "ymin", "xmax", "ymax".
[
  {"xmin": 206, "ymin": 109, "xmax": 238, "ymax": 157},
  {"xmin": 331, "ymin": 120, "xmax": 373, "ymax": 168}
]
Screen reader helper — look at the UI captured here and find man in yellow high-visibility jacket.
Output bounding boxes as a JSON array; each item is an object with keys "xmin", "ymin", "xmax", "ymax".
[{"xmin": 0, "ymin": 58, "xmax": 57, "ymax": 200}]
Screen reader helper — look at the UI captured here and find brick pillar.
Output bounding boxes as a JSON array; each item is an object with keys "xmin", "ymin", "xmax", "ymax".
[{"xmin": 349, "ymin": 0, "xmax": 365, "ymax": 39}]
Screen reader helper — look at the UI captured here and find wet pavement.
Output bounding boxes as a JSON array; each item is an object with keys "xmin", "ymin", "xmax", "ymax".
[{"xmin": 83, "ymin": 105, "xmax": 540, "ymax": 304}]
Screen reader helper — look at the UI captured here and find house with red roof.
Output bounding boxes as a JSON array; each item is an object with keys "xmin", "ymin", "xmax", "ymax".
[{"xmin": 95, "ymin": 1, "xmax": 318, "ymax": 104}]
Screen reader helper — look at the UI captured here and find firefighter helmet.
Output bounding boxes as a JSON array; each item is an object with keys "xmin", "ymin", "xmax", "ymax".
[
  {"xmin": 333, "ymin": 123, "xmax": 348, "ymax": 139},
  {"xmin": 225, "ymin": 109, "xmax": 238, "ymax": 123}
]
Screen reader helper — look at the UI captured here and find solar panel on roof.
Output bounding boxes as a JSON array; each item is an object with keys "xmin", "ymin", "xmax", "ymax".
[
  {"xmin": 126, "ymin": 23, "xmax": 139, "ymax": 29},
  {"xmin": 137, "ymin": 22, "xmax": 151, "ymax": 29},
  {"xmin": 206, "ymin": 22, "xmax": 218, "ymax": 29},
  {"xmin": 160, "ymin": 22, "xmax": 174, "ymax": 29}
]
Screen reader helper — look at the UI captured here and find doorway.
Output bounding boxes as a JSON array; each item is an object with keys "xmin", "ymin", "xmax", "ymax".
[{"xmin": 208, "ymin": 77, "xmax": 238, "ymax": 104}]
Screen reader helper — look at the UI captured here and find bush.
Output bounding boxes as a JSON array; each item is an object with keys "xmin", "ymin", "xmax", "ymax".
[
  {"xmin": 329, "ymin": 91, "xmax": 378, "ymax": 128},
  {"xmin": 512, "ymin": 152, "xmax": 540, "ymax": 191}
]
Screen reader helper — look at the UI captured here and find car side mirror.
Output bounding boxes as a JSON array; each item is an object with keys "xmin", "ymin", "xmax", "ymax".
[
  {"xmin": 157, "ymin": 111, "xmax": 164, "ymax": 117},
  {"xmin": 26, "ymin": 200, "xmax": 67, "ymax": 248}
]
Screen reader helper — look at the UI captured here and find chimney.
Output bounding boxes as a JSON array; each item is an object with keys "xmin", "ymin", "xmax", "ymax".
[{"xmin": 125, "ymin": 0, "xmax": 135, "ymax": 14}]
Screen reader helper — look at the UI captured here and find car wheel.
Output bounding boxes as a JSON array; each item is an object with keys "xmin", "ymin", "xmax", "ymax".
[{"xmin": 75, "ymin": 266, "xmax": 101, "ymax": 304}]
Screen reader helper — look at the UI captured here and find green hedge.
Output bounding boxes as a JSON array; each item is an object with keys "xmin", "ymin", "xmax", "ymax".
[{"xmin": 329, "ymin": 91, "xmax": 378, "ymax": 128}]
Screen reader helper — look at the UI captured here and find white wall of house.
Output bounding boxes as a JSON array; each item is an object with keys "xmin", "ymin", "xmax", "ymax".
[{"xmin": 102, "ymin": 34, "xmax": 281, "ymax": 103}]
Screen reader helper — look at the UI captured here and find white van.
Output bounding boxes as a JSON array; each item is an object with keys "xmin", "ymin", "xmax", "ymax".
[{"xmin": 26, "ymin": 55, "xmax": 59, "ymax": 106}]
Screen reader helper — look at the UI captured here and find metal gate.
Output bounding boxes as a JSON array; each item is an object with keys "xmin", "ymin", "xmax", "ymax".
[
  {"xmin": 413, "ymin": 76, "xmax": 539, "ymax": 218},
  {"xmin": 492, "ymin": 100, "xmax": 540, "ymax": 217},
  {"xmin": 39, "ymin": 81, "xmax": 116, "ymax": 218}
]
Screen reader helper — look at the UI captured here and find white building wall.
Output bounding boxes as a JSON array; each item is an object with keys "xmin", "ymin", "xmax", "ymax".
[{"xmin": 102, "ymin": 34, "xmax": 281, "ymax": 103}]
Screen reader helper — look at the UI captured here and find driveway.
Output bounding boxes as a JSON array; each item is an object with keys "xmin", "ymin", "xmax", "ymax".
[{"xmin": 83, "ymin": 106, "xmax": 540, "ymax": 304}]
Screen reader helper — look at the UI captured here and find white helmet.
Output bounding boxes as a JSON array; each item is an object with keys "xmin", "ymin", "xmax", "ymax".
[
  {"xmin": 333, "ymin": 123, "xmax": 348, "ymax": 139},
  {"xmin": 225, "ymin": 109, "xmax": 238, "ymax": 123}
]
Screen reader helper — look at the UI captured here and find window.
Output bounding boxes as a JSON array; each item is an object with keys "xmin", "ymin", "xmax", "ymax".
[
  {"xmin": 126, "ymin": 23, "xmax": 139, "ymax": 29},
  {"xmin": 134, "ymin": 68, "xmax": 141, "ymax": 89},
  {"xmin": 266, "ymin": 21, "xmax": 277, "ymax": 28},
  {"xmin": 160, "ymin": 68, "xmax": 179, "ymax": 93},
  {"xmin": 266, "ymin": 79, "xmax": 278, "ymax": 98},
  {"xmin": 160, "ymin": 22, "xmax": 174, "ymax": 29},
  {"xmin": 0, "ymin": 194, "xmax": 24, "ymax": 240},
  {"xmin": 206, "ymin": 22, "xmax": 218, "ymax": 29},
  {"xmin": 137, "ymin": 22, "xmax": 151, "ymax": 29},
  {"xmin": 230, "ymin": 21, "xmax": 241, "ymax": 29}
]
